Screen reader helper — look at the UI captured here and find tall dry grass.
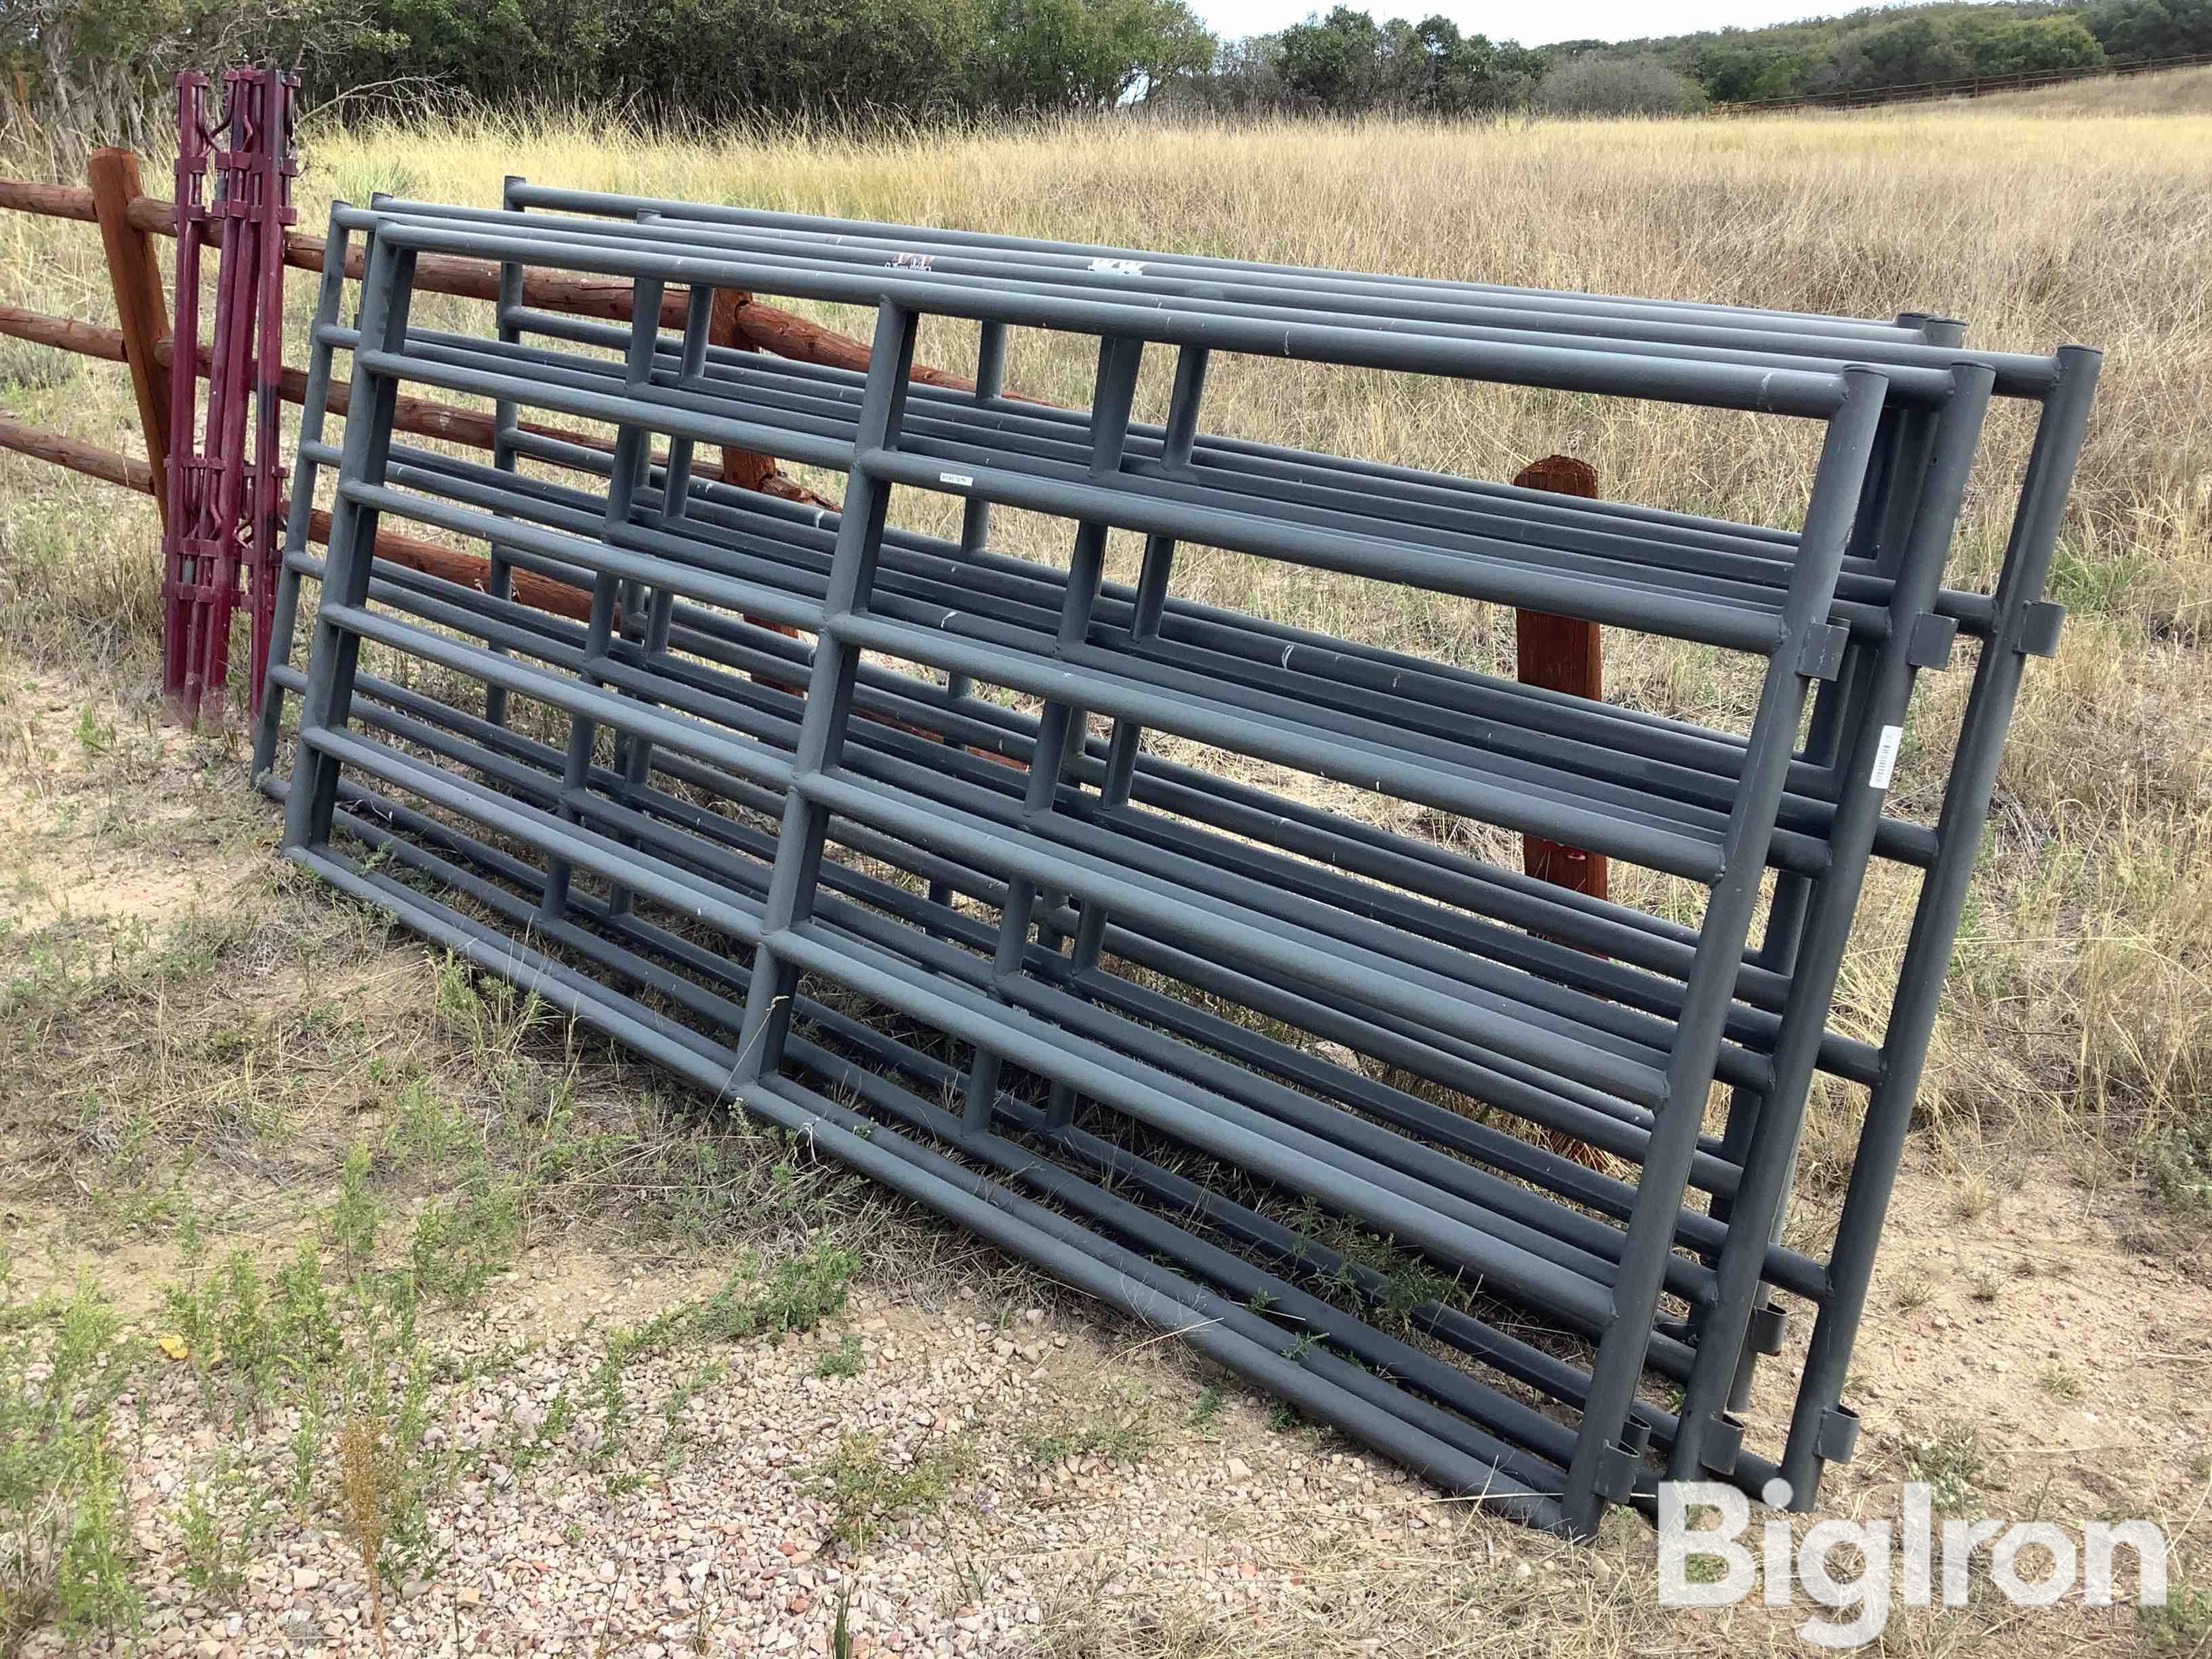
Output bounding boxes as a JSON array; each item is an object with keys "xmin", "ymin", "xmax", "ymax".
[{"xmin": 2, "ymin": 89, "xmax": 2207, "ymax": 1178}]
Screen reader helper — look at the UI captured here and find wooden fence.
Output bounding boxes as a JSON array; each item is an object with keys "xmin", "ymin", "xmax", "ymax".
[
  {"xmin": 1717, "ymin": 48, "xmax": 2212, "ymax": 115},
  {"xmin": 0, "ymin": 150, "xmax": 987, "ymax": 624}
]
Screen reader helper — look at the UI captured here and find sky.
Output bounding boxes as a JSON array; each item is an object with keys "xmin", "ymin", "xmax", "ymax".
[{"xmin": 1189, "ymin": 1, "xmax": 1853, "ymax": 47}]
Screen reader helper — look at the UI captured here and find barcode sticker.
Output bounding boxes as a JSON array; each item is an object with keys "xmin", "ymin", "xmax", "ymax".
[
  {"xmin": 939, "ymin": 471, "xmax": 975, "ymax": 487},
  {"xmin": 1868, "ymin": 724, "xmax": 1904, "ymax": 790}
]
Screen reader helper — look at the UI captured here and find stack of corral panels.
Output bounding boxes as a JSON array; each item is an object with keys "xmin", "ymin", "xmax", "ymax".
[{"xmin": 252, "ymin": 186, "xmax": 2096, "ymax": 1537}]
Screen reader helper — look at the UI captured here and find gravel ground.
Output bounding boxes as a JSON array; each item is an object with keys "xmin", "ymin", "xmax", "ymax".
[{"xmin": 20, "ymin": 1263, "xmax": 1492, "ymax": 1659}]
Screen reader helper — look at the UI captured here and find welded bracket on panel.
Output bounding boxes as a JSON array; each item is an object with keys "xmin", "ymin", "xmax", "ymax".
[
  {"xmin": 1696, "ymin": 1413, "xmax": 1746, "ymax": 1477},
  {"xmin": 2015, "ymin": 600, "xmax": 2066, "ymax": 657},
  {"xmin": 1906, "ymin": 613, "xmax": 1959, "ymax": 670},
  {"xmin": 1593, "ymin": 1440, "xmax": 1644, "ymax": 1504},
  {"xmin": 1797, "ymin": 623, "xmax": 1849, "ymax": 680},
  {"xmin": 1815, "ymin": 1406, "xmax": 1862, "ymax": 1464},
  {"xmin": 1745, "ymin": 1300, "xmax": 1788, "ymax": 1357}
]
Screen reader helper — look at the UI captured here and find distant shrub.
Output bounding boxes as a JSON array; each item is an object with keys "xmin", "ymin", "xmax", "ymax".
[{"xmin": 1536, "ymin": 55, "xmax": 1709, "ymax": 116}]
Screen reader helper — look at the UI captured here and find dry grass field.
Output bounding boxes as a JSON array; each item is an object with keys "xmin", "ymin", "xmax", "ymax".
[{"xmin": 1, "ymin": 68, "xmax": 2209, "ymax": 1658}]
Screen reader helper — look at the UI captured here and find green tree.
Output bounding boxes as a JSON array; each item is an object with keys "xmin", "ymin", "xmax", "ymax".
[
  {"xmin": 1691, "ymin": 39, "xmax": 1814, "ymax": 102},
  {"xmin": 2089, "ymin": 0, "xmax": 2212, "ymax": 59},
  {"xmin": 977, "ymin": 0, "xmax": 1214, "ymax": 111},
  {"xmin": 1276, "ymin": 5, "xmax": 1382, "ymax": 110}
]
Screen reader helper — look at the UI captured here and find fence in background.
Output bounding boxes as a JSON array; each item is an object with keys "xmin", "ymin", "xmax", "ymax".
[
  {"xmin": 1717, "ymin": 48, "xmax": 2212, "ymax": 115},
  {"xmin": 0, "ymin": 74, "xmax": 1018, "ymax": 722}
]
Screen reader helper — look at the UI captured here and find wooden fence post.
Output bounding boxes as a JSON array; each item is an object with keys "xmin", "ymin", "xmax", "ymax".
[
  {"xmin": 1512, "ymin": 453, "xmax": 1607, "ymax": 903},
  {"xmin": 85, "ymin": 148, "xmax": 173, "ymax": 529},
  {"xmin": 711, "ymin": 287, "xmax": 781, "ymax": 494}
]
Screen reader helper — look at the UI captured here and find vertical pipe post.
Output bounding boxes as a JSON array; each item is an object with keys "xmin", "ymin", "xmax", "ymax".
[
  {"xmin": 250, "ymin": 209, "xmax": 356, "ymax": 779},
  {"xmin": 733, "ymin": 300, "xmax": 922, "ymax": 1090},
  {"xmin": 1559, "ymin": 368, "xmax": 1888, "ymax": 1537},
  {"xmin": 928, "ymin": 321, "xmax": 1010, "ymax": 916},
  {"xmin": 1778, "ymin": 348, "xmax": 2101, "ymax": 1509},
  {"xmin": 964, "ymin": 334, "xmax": 1143, "ymax": 1135}
]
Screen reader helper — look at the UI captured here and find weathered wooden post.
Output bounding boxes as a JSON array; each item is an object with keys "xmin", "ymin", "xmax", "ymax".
[
  {"xmin": 85, "ymin": 147, "xmax": 173, "ymax": 528},
  {"xmin": 1512, "ymin": 453, "xmax": 1608, "ymax": 903},
  {"xmin": 1513, "ymin": 453, "xmax": 1610, "ymax": 1170}
]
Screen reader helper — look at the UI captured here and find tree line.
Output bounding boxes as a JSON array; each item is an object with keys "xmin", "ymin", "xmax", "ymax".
[
  {"xmin": 6, "ymin": 0, "xmax": 2211, "ymax": 149},
  {"xmin": 1595, "ymin": 0, "xmax": 2212, "ymax": 108}
]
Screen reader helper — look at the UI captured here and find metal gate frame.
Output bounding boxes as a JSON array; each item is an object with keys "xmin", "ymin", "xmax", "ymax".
[{"xmin": 253, "ymin": 192, "xmax": 2094, "ymax": 1534}]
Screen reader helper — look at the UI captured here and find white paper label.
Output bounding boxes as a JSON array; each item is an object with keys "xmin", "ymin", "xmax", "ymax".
[
  {"xmin": 1088, "ymin": 258, "xmax": 1145, "ymax": 276},
  {"xmin": 1868, "ymin": 724, "xmax": 1904, "ymax": 790},
  {"xmin": 939, "ymin": 471, "xmax": 975, "ymax": 487}
]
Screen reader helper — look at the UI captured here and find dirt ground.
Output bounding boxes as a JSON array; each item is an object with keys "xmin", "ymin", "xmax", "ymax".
[{"xmin": 2, "ymin": 672, "xmax": 2207, "ymax": 1658}]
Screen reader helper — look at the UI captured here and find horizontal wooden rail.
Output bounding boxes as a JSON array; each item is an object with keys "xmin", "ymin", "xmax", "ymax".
[
  {"xmin": 0, "ymin": 414, "xmax": 592, "ymax": 622},
  {"xmin": 0, "ymin": 177, "xmax": 980, "ymax": 392}
]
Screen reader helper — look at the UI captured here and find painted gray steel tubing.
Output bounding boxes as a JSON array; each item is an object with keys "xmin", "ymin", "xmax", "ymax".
[
  {"xmin": 485, "ymin": 415, "xmax": 1942, "ymax": 890},
  {"xmin": 294, "ymin": 529, "xmax": 1707, "ymax": 1477},
  {"xmin": 1550, "ymin": 363, "xmax": 1888, "ymax": 1534},
  {"xmin": 1662, "ymin": 361, "xmax": 2001, "ymax": 1482},
  {"xmin": 293, "ymin": 528, "xmax": 1761, "ymax": 1271},
  {"xmin": 264, "ymin": 692, "xmax": 1724, "ymax": 1449},
  {"xmin": 518, "ymin": 297, "xmax": 1811, "ymax": 558},
  {"xmin": 276, "ymin": 592, "xmax": 1750, "ymax": 1315},
  {"xmin": 349, "ymin": 307, "xmax": 1902, "ymax": 663},
  {"xmin": 327, "ymin": 338, "xmax": 1902, "ymax": 858},
  {"xmin": 270, "ymin": 716, "xmax": 1678, "ymax": 1455},
  {"xmin": 280, "ymin": 836, "xmax": 1568, "ymax": 1530},
  {"xmin": 495, "ymin": 324, "xmax": 1999, "ymax": 733},
  {"xmin": 483, "ymin": 178, "xmax": 533, "ymax": 731},
  {"xmin": 754, "ymin": 308, "xmax": 1663, "ymax": 1331},
  {"xmin": 610, "ymin": 335, "xmax": 1902, "ymax": 642},
  {"xmin": 409, "ymin": 312, "xmax": 1959, "ymax": 767},
  {"xmin": 283, "ymin": 533, "xmax": 1774, "ymax": 1223},
  {"xmin": 362, "ymin": 217, "xmax": 1858, "ymax": 417},
  {"xmin": 440, "ymin": 243, "xmax": 1999, "ymax": 655},
  {"xmin": 287, "ymin": 515, "xmax": 1811, "ymax": 1265},
  {"xmin": 263, "ymin": 224, "xmax": 2008, "ymax": 1530},
  {"xmin": 283, "ymin": 756, "xmax": 1597, "ymax": 1490},
  {"xmin": 663, "ymin": 348, "xmax": 1880, "ymax": 611},
  {"xmin": 348, "ymin": 447, "xmax": 1765, "ymax": 882},
  {"xmin": 1776, "ymin": 344, "xmax": 2102, "ymax": 1509},
  {"xmin": 277, "ymin": 741, "xmax": 1631, "ymax": 1488},
  {"xmin": 344, "ymin": 434, "xmax": 1885, "ymax": 1114},
  {"xmin": 781, "ymin": 264, "xmax": 1872, "ymax": 1528},
  {"xmin": 363, "ymin": 199, "xmax": 2022, "ymax": 407},
  {"xmin": 249, "ymin": 207, "xmax": 356, "ymax": 780},
  {"xmin": 502, "ymin": 181, "xmax": 1938, "ymax": 337},
  {"xmin": 276, "ymin": 237, "xmax": 1628, "ymax": 1389},
  {"xmin": 1704, "ymin": 350, "xmax": 2091, "ymax": 1446},
  {"xmin": 294, "ymin": 673, "xmax": 1657, "ymax": 1321},
  {"xmin": 396, "ymin": 367, "xmax": 1842, "ymax": 793},
  {"xmin": 624, "ymin": 209, "xmax": 1933, "ymax": 355},
  {"xmin": 342, "ymin": 440, "xmax": 1889, "ymax": 1119},
  {"xmin": 281, "ymin": 230, "xmax": 423, "ymax": 855},
  {"xmin": 347, "ymin": 329, "xmax": 1834, "ymax": 655},
  {"xmin": 462, "ymin": 199, "xmax": 2062, "ymax": 400}
]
